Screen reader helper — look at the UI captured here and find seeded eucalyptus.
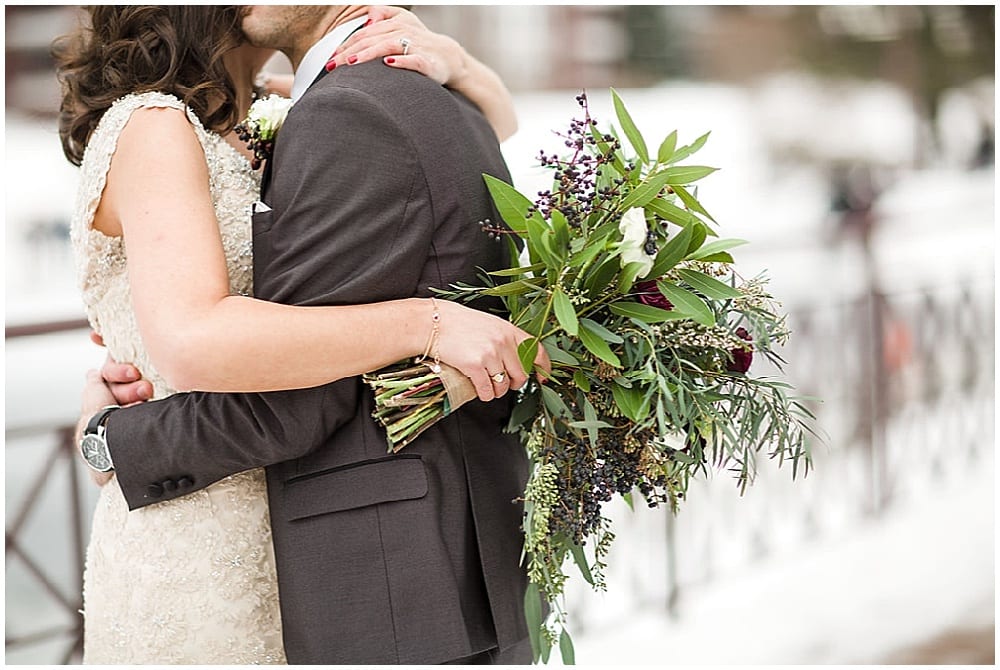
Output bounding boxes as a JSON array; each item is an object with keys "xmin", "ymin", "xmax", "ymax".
[{"xmin": 365, "ymin": 90, "xmax": 816, "ymax": 664}]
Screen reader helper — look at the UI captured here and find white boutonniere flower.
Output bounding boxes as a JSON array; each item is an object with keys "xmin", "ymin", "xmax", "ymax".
[
  {"xmin": 618, "ymin": 206, "xmax": 655, "ymax": 278},
  {"xmin": 235, "ymin": 94, "xmax": 294, "ymax": 170}
]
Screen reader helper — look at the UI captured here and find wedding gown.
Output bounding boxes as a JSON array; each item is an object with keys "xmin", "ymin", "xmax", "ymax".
[{"xmin": 71, "ymin": 92, "xmax": 286, "ymax": 664}]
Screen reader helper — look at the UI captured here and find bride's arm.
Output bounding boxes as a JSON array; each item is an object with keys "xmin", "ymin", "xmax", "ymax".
[
  {"xmin": 320, "ymin": 6, "xmax": 518, "ymax": 142},
  {"xmin": 102, "ymin": 107, "xmax": 542, "ymax": 399}
]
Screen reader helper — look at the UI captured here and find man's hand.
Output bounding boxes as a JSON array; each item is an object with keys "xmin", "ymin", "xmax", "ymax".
[
  {"xmin": 90, "ymin": 331, "xmax": 153, "ymax": 405},
  {"xmin": 75, "ymin": 369, "xmax": 119, "ymax": 487}
]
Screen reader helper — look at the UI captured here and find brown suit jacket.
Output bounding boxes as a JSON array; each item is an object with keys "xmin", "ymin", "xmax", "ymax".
[{"xmin": 104, "ymin": 61, "xmax": 529, "ymax": 664}]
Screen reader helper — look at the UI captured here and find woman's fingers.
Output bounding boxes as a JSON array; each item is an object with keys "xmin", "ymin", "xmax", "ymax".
[
  {"xmin": 468, "ymin": 368, "xmax": 496, "ymax": 403},
  {"xmin": 100, "ymin": 354, "xmax": 153, "ymax": 404},
  {"xmin": 498, "ymin": 345, "xmax": 528, "ymax": 392}
]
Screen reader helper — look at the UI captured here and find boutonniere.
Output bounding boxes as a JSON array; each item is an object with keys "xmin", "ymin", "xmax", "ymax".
[{"xmin": 235, "ymin": 94, "xmax": 293, "ymax": 170}]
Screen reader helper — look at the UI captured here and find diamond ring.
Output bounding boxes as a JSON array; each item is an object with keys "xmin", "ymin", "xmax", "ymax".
[
  {"xmin": 490, "ymin": 371, "xmax": 507, "ymax": 384},
  {"xmin": 400, "ymin": 37, "xmax": 411, "ymax": 56}
]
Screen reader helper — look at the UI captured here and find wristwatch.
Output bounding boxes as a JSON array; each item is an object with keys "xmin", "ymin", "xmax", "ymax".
[{"xmin": 80, "ymin": 405, "xmax": 120, "ymax": 473}]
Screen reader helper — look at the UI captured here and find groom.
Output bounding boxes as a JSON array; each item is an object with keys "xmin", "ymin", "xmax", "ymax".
[{"xmin": 77, "ymin": 5, "xmax": 531, "ymax": 664}]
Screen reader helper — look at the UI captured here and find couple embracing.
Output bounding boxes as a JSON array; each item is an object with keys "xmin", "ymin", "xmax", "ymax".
[{"xmin": 57, "ymin": 5, "xmax": 547, "ymax": 665}]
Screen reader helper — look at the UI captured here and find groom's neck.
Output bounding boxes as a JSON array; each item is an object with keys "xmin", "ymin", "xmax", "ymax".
[{"xmin": 285, "ymin": 5, "xmax": 369, "ymax": 70}]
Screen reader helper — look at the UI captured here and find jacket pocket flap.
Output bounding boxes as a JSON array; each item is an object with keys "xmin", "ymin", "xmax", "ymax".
[{"xmin": 283, "ymin": 456, "xmax": 427, "ymax": 522}]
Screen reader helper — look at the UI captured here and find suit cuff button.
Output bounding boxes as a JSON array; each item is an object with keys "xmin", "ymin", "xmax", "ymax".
[
  {"xmin": 146, "ymin": 483, "xmax": 164, "ymax": 498},
  {"xmin": 177, "ymin": 477, "xmax": 193, "ymax": 489}
]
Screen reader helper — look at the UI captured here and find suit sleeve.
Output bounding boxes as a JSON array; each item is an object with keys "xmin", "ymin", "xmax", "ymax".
[{"xmin": 107, "ymin": 85, "xmax": 434, "ymax": 510}]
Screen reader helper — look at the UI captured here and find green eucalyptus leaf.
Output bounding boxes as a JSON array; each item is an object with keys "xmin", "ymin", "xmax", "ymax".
[
  {"xmin": 524, "ymin": 582, "xmax": 543, "ymax": 661},
  {"xmin": 677, "ymin": 268, "xmax": 743, "ymax": 299},
  {"xmin": 487, "ymin": 262, "xmax": 546, "ymax": 277},
  {"xmin": 657, "ymin": 130, "xmax": 678, "ymax": 164},
  {"xmin": 672, "ymin": 183, "xmax": 716, "ymax": 223},
  {"xmin": 568, "ymin": 419, "xmax": 615, "ymax": 430},
  {"xmin": 569, "ymin": 238, "xmax": 606, "ymax": 269},
  {"xmin": 667, "ymin": 131, "xmax": 711, "ymax": 165},
  {"xmin": 541, "ymin": 385, "xmax": 573, "ymax": 420},
  {"xmin": 618, "ymin": 169, "xmax": 674, "ymax": 210},
  {"xmin": 560, "ymin": 630, "xmax": 576, "ymax": 666},
  {"xmin": 568, "ymin": 542, "xmax": 595, "ymax": 587},
  {"xmin": 506, "ymin": 389, "xmax": 539, "ymax": 433},
  {"xmin": 646, "ymin": 197, "xmax": 697, "ymax": 227},
  {"xmin": 579, "ymin": 317, "xmax": 624, "ymax": 344},
  {"xmin": 686, "ymin": 222, "xmax": 708, "ymax": 256},
  {"xmin": 517, "ymin": 338, "xmax": 539, "ymax": 376},
  {"xmin": 541, "ymin": 337, "xmax": 580, "ymax": 366},
  {"xmin": 611, "ymin": 383, "xmax": 645, "ymax": 422},
  {"xmin": 663, "ymin": 165, "xmax": 718, "ymax": 185},
  {"xmin": 697, "ymin": 251, "xmax": 735, "ymax": 264},
  {"xmin": 579, "ymin": 321, "xmax": 622, "ymax": 367},
  {"xmin": 686, "ymin": 238, "xmax": 748, "ymax": 260},
  {"xmin": 480, "ymin": 278, "xmax": 544, "ymax": 297},
  {"xmin": 609, "ymin": 301, "xmax": 684, "ymax": 323},
  {"xmin": 573, "ymin": 369, "xmax": 591, "ymax": 392},
  {"xmin": 582, "ymin": 395, "xmax": 600, "ymax": 448},
  {"xmin": 647, "ymin": 223, "xmax": 693, "ymax": 278},
  {"xmin": 526, "ymin": 216, "xmax": 559, "ymax": 269},
  {"xmin": 657, "ymin": 281, "xmax": 715, "ymax": 326},
  {"xmin": 583, "ymin": 257, "xmax": 621, "ymax": 297},
  {"xmin": 611, "ymin": 88, "xmax": 649, "ymax": 164},
  {"xmin": 617, "ymin": 260, "xmax": 648, "ymax": 294},
  {"xmin": 551, "ymin": 208, "xmax": 571, "ymax": 251},
  {"xmin": 483, "ymin": 174, "xmax": 531, "ymax": 234},
  {"xmin": 552, "ymin": 288, "xmax": 579, "ymax": 336}
]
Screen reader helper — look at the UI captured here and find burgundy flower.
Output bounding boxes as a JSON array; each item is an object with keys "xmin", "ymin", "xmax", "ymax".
[
  {"xmin": 635, "ymin": 280, "xmax": 673, "ymax": 311},
  {"xmin": 727, "ymin": 327, "xmax": 753, "ymax": 373}
]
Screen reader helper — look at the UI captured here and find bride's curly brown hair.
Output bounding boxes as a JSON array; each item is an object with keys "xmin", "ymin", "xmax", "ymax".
[{"xmin": 53, "ymin": 5, "xmax": 245, "ymax": 166}]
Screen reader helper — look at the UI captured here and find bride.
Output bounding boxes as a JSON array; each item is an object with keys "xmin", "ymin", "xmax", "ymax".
[{"xmin": 54, "ymin": 5, "xmax": 544, "ymax": 664}]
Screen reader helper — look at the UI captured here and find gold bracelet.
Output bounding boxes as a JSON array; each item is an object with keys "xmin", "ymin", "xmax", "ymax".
[{"xmin": 417, "ymin": 297, "xmax": 442, "ymax": 373}]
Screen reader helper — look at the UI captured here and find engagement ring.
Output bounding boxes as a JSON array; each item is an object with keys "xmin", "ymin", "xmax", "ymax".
[
  {"xmin": 491, "ymin": 371, "xmax": 507, "ymax": 384},
  {"xmin": 400, "ymin": 37, "xmax": 411, "ymax": 56}
]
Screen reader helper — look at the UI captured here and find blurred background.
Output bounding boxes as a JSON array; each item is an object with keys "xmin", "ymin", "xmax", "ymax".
[{"xmin": 5, "ymin": 4, "xmax": 995, "ymax": 665}]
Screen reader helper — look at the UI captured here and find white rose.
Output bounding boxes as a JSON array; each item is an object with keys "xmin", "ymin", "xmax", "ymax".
[
  {"xmin": 618, "ymin": 207, "xmax": 655, "ymax": 279},
  {"xmin": 247, "ymin": 94, "xmax": 293, "ymax": 139}
]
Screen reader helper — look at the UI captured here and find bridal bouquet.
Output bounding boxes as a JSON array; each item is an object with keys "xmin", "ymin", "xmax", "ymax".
[{"xmin": 364, "ymin": 90, "xmax": 814, "ymax": 663}]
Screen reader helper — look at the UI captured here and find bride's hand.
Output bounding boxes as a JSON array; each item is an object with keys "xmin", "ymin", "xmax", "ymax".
[
  {"xmin": 433, "ymin": 300, "xmax": 551, "ymax": 403},
  {"xmin": 326, "ymin": 6, "xmax": 469, "ymax": 86},
  {"xmin": 91, "ymin": 331, "xmax": 154, "ymax": 405},
  {"xmin": 76, "ymin": 369, "xmax": 119, "ymax": 487}
]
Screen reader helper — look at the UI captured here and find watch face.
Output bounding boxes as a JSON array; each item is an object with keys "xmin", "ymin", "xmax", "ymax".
[{"xmin": 81, "ymin": 434, "xmax": 112, "ymax": 472}]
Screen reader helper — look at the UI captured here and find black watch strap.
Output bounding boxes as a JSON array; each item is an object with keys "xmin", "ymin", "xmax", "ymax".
[{"xmin": 85, "ymin": 405, "xmax": 120, "ymax": 436}]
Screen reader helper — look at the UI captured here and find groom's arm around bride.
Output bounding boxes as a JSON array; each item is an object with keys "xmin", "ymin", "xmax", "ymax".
[{"xmin": 86, "ymin": 55, "xmax": 531, "ymax": 664}]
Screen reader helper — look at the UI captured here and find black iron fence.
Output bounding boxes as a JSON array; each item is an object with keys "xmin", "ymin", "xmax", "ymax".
[{"xmin": 4, "ymin": 277, "xmax": 994, "ymax": 663}]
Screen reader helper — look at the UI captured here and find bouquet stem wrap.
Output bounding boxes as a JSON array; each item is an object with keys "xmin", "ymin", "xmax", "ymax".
[{"xmin": 364, "ymin": 362, "xmax": 477, "ymax": 452}]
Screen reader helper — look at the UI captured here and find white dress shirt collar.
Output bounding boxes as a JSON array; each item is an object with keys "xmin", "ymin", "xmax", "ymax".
[{"xmin": 290, "ymin": 16, "xmax": 367, "ymax": 103}]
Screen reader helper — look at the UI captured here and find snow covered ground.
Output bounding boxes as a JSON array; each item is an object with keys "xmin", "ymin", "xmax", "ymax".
[{"xmin": 557, "ymin": 447, "xmax": 993, "ymax": 665}]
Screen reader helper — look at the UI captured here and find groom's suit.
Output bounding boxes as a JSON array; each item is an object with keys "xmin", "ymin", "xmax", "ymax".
[{"xmin": 103, "ymin": 60, "xmax": 530, "ymax": 664}]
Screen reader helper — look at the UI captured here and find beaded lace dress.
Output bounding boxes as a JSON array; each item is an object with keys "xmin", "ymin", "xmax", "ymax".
[{"xmin": 70, "ymin": 92, "xmax": 286, "ymax": 664}]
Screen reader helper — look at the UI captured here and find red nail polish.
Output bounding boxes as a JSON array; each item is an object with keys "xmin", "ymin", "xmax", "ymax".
[
  {"xmin": 364, "ymin": 18, "xmax": 372, "ymax": 27},
  {"xmin": 348, "ymin": 55, "xmax": 358, "ymax": 65},
  {"xmin": 385, "ymin": 57, "xmax": 395, "ymax": 64},
  {"xmin": 325, "ymin": 60, "xmax": 337, "ymax": 71}
]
